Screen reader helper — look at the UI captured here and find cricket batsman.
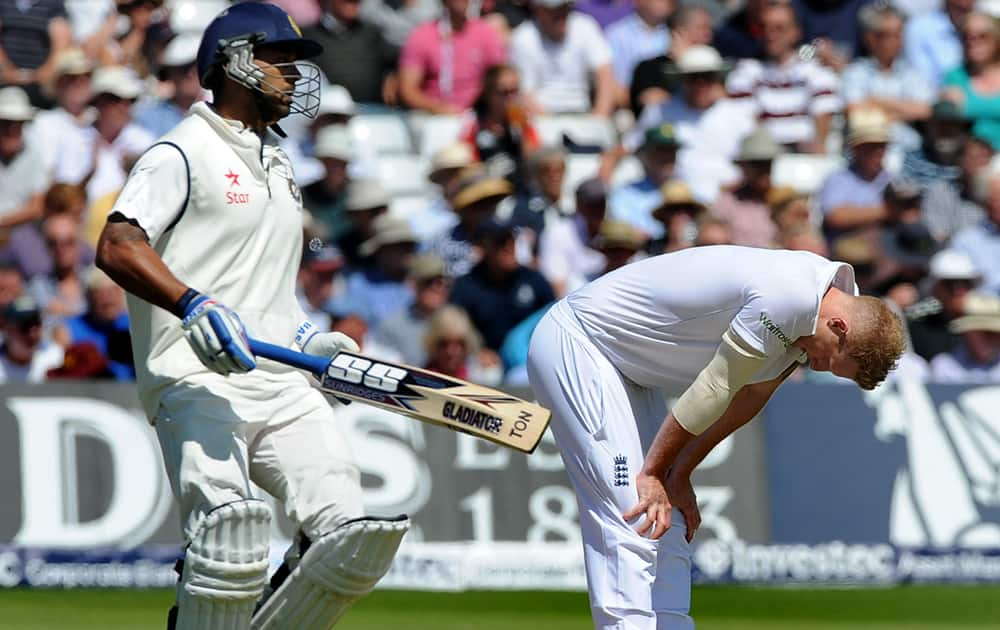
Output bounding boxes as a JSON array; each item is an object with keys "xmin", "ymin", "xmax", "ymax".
[
  {"xmin": 526, "ymin": 245, "xmax": 906, "ymax": 629},
  {"xmin": 95, "ymin": 3, "xmax": 408, "ymax": 628}
]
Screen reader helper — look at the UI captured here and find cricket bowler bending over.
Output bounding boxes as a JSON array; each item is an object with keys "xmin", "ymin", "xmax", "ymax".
[
  {"xmin": 527, "ymin": 245, "xmax": 906, "ymax": 629},
  {"xmin": 95, "ymin": 3, "xmax": 408, "ymax": 629}
]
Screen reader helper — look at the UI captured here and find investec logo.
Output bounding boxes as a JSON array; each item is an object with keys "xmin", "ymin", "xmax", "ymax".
[{"xmin": 759, "ymin": 312, "xmax": 792, "ymax": 347}]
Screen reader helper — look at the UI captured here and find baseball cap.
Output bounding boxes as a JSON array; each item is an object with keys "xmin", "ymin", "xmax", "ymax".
[
  {"xmin": 314, "ymin": 124, "xmax": 353, "ymax": 161},
  {"xmin": 929, "ymin": 100, "xmax": 969, "ymax": 123},
  {"xmin": 4, "ymin": 294, "xmax": 41, "ymax": 326},
  {"xmin": 303, "ymin": 242, "xmax": 345, "ymax": 272},
  {"xmin": 640, "ymin": 124, "xmax": 681, "ymax": 151},
  {"xmin": 346, "ymin": 179, "xmax": 390, "ymax": 211},
  {"xmin": 0, "ymin": 87, "xmax": 36, "ymax": 122},
  {"xmin": 317, "ymin": 84, "xmax": 356, "ymax": 117},
  {"xmin": 929, "ymin": 249, "xmax": 982, "ymax": 281},
  {"xmin": 359, "ymin": 214, "xmax": 419, "ymax": 256},
  {"xmin": 90, "ymin": 66, "xmax": 144, "ymax": 101}
]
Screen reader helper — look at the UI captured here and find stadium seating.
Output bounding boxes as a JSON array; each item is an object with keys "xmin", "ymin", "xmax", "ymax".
[
  {"xmin": 771, "ymin": 154, "xmax": 846, "ymax": 194},
  {"xmin": 352, "ymin": 114, "xmax": 414, "ymax": 155}
]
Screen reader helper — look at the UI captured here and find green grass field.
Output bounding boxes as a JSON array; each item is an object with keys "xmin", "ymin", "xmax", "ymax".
[{"xmin": 1, "ymin": 586, "xmax": 997, "ymax": 629}]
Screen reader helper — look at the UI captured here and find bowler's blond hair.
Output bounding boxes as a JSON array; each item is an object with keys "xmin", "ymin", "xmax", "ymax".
[{"xmin": 846, "ymin": 296, "xmax": 906, "ymax": 390}]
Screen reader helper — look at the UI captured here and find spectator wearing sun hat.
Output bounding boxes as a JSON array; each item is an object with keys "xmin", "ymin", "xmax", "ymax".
[
  {"xmin": 929, "ymin": 292, "xmax": 1000, "ymax": 383},
  {"xmin": 133, "ymin": 32, "xmax": 204, "ymax": 138},
  {"xmin": 818, "ymin": 108, "xmax": 894, "ymax": 242},
  {"xmin": 29, "ymin": 48, "xmax": 95, "ymax": 181},
  {"xmin": 907, "ymin": 248, "xmax": 983, "ymax": 362},
  {"xmin": 57, "ymin": 65, "xmax": 155, "ymax": 205},
  {"xmin": 409, "ymin": 142, "xmax": 477, "ymax": 243},
  {"xmin": 376, "ymin": 253, "xmax": 451, "ymax": 366},
  {"xmin": 710, "ymin": 127, "xmax": 783, "ymax": 248},
  {"xmin": 340, "ymin": 214, "xmax": 419, "ymax": 328},
  {"xmin": 303, "ymin": 124, "xmax": 354, "ymax": 240},
  {"xmin": 0, "ymin": 87, "xmax": 48, "ymax": 231},
  {"xmin": 426, "ymin": 167, "xmax": 513, "ymax": 277},
  {"xmin": 626, "ymin": 45, "xmax": 751, "ymax": 203},
  {"xmin": 336, "ymin": 178, "xmax": 391, "ymax": 267}
]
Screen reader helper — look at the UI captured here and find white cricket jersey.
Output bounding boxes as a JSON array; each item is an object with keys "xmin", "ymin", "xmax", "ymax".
[
  {"xmin": 111, "ymin": 102, "xmax": 312, "ymax": 418},
  {"xmin": 565, "ymin": 246, "xmax": 856, "ymax": 395}
]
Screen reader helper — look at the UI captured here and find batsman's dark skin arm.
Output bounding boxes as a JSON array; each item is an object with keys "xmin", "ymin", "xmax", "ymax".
[{"xmin": 96, "ymin": 217, "xmax": 190, "ymax": 314}]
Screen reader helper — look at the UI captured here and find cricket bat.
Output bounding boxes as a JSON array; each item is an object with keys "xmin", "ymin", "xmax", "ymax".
[{"xmin": 248, "ymin": 338, "xmax": 551, "ymax": 453}]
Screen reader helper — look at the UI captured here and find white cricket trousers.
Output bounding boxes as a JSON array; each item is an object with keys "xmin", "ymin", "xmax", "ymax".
[
  {"xmin": 528, "ymin": 301, "xmax": 694, "ymax": 630},
  {"xmin": 153, "ymin": 378, "xmax": 364, "ymax": 542}
]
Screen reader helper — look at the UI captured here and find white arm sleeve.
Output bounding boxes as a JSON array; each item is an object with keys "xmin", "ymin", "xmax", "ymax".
[
  {"xmin": 109, "ymin": 143, "xmax": 189, "ymax": 246},
  {"xmin": 671, "ymin": 330, "xmax": 769, "ymax": 435}
]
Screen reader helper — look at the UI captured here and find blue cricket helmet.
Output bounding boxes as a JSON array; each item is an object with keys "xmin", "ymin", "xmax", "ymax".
[{"xmin": 196, "ymin": 1, "xmax": 323, "ymax": 89}]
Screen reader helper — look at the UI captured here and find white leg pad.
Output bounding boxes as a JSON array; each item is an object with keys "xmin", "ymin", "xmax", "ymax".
[
  {"xmin": 176, "ymin": 499, "xmax": 272, "ymax": 630},
  {"xmin": 251, "ymin": 515, "xmax": 410, "ymax": 630}
]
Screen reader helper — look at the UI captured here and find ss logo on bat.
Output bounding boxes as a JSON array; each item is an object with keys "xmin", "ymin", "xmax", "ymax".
[{"xmin": 327, "ymin": 354, "xmax": 408, "ymax": 392}]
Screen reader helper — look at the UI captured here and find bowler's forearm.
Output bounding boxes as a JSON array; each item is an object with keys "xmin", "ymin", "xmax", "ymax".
[
  {"xmin": 672, "ymin": 367, "xmax": 794, "ymax": 477},
  {"xmin": 670, "ymin": 390, "xmax": 762, "ymax": 478},
  {"xmin": 639, "ymin": 413, "xmax": 695, "ymax": 479}
]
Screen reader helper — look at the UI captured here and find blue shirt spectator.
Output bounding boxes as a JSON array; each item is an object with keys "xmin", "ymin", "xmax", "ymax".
[
  {"xmin": 903, "ymin": 0, "xmax": 966, "ymax": 88},
  {"xmin": 606, "ymin": 0, "xmax": 671, "ymax": 87},
  {"xmin": 338, "ymin": 214, "xmax": 417, "ymax": 329},
  {"xmin": 843, "ymin": 4, "xmax": 934, "ymax": 150},
  {"xmin": 132, "ymin": 33, "xmax": 203, "ymax": 139},
  {"xmin": 609, "ymin": 123, "xmax": 680, "ymax": 239},
  {"xmin": 952, "ymin": 222, "xmax": 1000, "ymax": 295},
  {"xmin": 818, "ymin": 113, "xmax": 893, "ymax": 241},
  {"xmin": 449, "ymin": 220, "xmax": 555, "ymax": 351},
  {"xmin": 790, "ymin": 0, "xmax": 870, "ymax": 60},
  {"xmin": 61, "ymin": 268, "xmax": 134, "ymax": 380}
]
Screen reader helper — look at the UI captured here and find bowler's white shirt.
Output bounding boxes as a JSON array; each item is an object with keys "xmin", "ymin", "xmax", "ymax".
[
  {"xmin": 566, "ymin": 246, "xmax": 855, "ymax": 395},
  {"xmin": 511, "ymin": 13, "xmax": 612, "ymax": 114}
]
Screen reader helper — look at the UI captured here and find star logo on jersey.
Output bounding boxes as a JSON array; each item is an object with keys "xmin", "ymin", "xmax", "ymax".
[{"xmin": 225, "ymin": 169, "xmax": 241, "ymax": 187}]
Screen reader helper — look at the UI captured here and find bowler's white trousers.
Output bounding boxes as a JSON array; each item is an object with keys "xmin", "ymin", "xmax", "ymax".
[
  {"xmin": 527, "ymin": 301, "xmax": 694, "ymax": 630},
  {"xmin": 153, "ymin": 373, "xmax": 363, "ymax": 542}
]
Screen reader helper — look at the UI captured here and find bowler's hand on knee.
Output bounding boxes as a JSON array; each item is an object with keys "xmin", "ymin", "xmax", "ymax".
[
  {"xmin": 666, "ymin": 472, "xmax": 701, "ymax": 543},
  {"xmin": 623, "ymin": 472, "xmax": 673, "ymax": 540}
]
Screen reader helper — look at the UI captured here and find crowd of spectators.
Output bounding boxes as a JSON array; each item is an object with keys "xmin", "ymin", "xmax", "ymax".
[{"xmin": 1, "ymin": 0, "xmax": 1000, "ymax": 387}]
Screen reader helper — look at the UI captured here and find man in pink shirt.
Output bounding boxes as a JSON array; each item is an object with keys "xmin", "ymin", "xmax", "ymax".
[{"xmin": 399, "ymin": 0, "xmax": 506, "ymax": 114}]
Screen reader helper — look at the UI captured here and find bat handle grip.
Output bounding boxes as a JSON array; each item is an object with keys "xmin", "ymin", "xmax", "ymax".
[{"xmin": 248, "ymin": 338, "xmax": 329, "ymax": 375}]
